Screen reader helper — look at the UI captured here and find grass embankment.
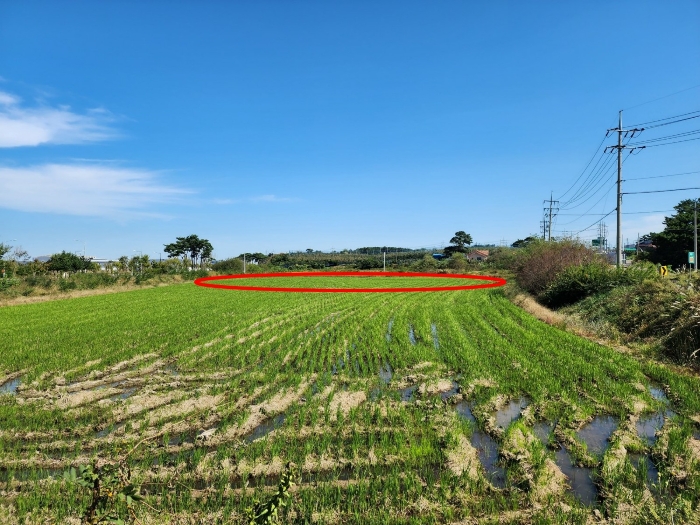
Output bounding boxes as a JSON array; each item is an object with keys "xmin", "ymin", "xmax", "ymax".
[
  {"xmin": 0, "ymin": 271, "xmax": 207, "ymax": 307},
  {"xmin": 0, "ymin": 275, "xmax": 699, "ymax": 523}
]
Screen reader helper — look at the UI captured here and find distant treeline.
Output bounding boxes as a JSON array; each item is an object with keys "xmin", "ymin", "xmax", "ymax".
[{"xmin": 212, "ymin": 249, "xmax": 437, "ymax": 271}]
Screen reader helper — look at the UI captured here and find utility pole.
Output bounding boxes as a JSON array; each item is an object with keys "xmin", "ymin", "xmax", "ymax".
[
  {"xmin": 694, "ymin": 200, "xmax": 698, "ymax": 272},
  {"xmin": 606, "ymin": 111, "xmax": 643, "ymax": 267},
  {"xmin": 383, "ymin": 251, "xmax": 386, "ymax": 272},
  {"xmin": 543, "ymin": 192, "xmax": 559, "ymax": 241},
  {"xmin": 243, "ymin": 253, "xmax": 246, "ymax": 274}
]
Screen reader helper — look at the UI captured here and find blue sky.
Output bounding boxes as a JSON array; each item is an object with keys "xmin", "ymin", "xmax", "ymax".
[{"xmin": 1, "ymin": 1, "xmax": 699, "ymax": 260}]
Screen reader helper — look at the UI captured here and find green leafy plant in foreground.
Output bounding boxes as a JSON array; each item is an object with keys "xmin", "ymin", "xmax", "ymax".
[
  {"xmin": 246, "ymin": 462, "xmax": 295, "ymax": 524},
  {"xmin": 64, "ymin": 461, "xmax": 142, "ymax": 524}
]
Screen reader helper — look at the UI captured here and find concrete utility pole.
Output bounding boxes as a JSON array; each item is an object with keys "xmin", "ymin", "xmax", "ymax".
[
  {"xmin": 606, "ymin": 111, "xmax": 643, "ymax": 268},
  {"xmin": 695, "ymin": 200, "xmax": 698, "ymax": 272},
  {"xmin": 383, "ymin": 251, "xmax": 386, "ymax": 272},
  {"xmin": 243, "ymin": 253, "xmax": 246, "ymax": 274},
  {"xmin": 543, "ymin": 192, "xmax": 559, "ymax": 241}
]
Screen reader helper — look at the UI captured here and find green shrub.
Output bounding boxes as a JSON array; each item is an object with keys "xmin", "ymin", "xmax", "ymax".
[
  {"xmin": 447, "ymin": 252, "xmax": 467, "ymax": 271},
  {"xmin": 541, "ymin": 261, "xmax": 659, "ymax": 308},
  {"xmin": 211, "ymin": 257, "xmax": 243, "ymax": 274},
  {"xmin": 180, "ymin": 269, "xmax": 209, "ymax": 280},
  {"xmin": 513, "ymin": 239, "xmax": 598, "ymax": 295},
  {"xmin": 58, "ymin": 279, "xmax": 77, "ymax": 292}
]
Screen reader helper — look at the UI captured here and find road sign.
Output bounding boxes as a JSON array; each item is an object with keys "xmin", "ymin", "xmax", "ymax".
[
  {"xmin": 659, "ymin": 265, "xmax": 668, "ymax": 277},
  {"xmin": 690, "ymin": 252, "xmax": 696, "ymax": 264}
]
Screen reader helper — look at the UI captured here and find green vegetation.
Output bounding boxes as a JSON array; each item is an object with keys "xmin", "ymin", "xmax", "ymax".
[
  {"xmin": 639, "ymin": 198, "xmax": 699, "ymax": 268},
  {"xmin": 490, "ymin": 236, "xmax": 700, "ymax": 368},
  {"xmin": 1, "ymin": 275, "xmax": 699, "ymax": 523}
]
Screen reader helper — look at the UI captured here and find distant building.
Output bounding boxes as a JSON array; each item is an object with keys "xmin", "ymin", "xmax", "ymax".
[{"xmin": 466, "ymin": 250, "xmax": 490, "ymax": 261}]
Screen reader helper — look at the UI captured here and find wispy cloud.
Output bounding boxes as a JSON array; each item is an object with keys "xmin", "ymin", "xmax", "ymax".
[
  {"xmin": 624, "ymin": 213, "xmax": 667, "ymax": 237},
  {"xmin": 0, "ymin": 90, "xmax": 118, "ymax": 147},
  {"xmin": 213, "ymin": 198, "xmax": 241, "ymax": 205},
  {"xmin": 250, "ymin": 194, "xmax": 295, "ymax": 203},
  {"xmin": 0, "ymin": 163, "xmax": 191, "ymax": 218}
]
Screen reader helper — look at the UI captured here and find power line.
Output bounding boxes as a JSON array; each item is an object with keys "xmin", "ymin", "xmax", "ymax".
[
  {"xmin": 557, "ymin": 180, "xmax": 616, "ymax": 225},
  {"xmin": 627, "ymin": 129, "xmax": 700, "ymax": 145},
  {"xmin": 626, "ymin": 109, "xmax": 700, "ymax": 127},
  {"xmin": 571, "ymin": 209, "xmax": 616, "ymax": 236},
  {"xmin": 641, "ymin": 114, "xmax": 700, "ymax": 129},
  {"xmin": 558, "ymin": 210, "xmax": 675, "ymax": 216},
  {"xmin": 557, "ymin": 134, "xmax": 609, "ymax": 201},
  {"xmin": 624, "ymin": 84, "xmax": 700, "ymax": 111},
  {"xmin": 623, "ymin": 187, "xmax": 700, "ymax": 195},
  {"xmin": 632, "ymin": 136, "xmax": 700, "ymax": 149},
  {"xmin": 563, "ymin": 133, "xmax": 635, "ymax": 208},
  {"xmin": 625, "ymin": 170, "xmax": 700, "ymax": 181}
]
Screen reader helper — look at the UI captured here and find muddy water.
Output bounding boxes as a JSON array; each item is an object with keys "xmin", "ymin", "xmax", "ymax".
[
  {"xmin": 629, "ymin": 453, "xmax": 659, "ymax": 486},
  {"xmin": 494, "ymin": 398, "xmax": 529, "ymax": 430},
  {"xmin": 386, "ymin": 318, "xmax": 394, "ymax": 342},
  {"xmin": 533, "ymin": 421, "xmax": 555, "ymax": 445},
  {"xmin": 0, "ymin": 377, "xmax": 21, "ymax": 395},
  {"xmin": 408, "ymin": 325, "xmax": 417, "ymax": 346},
  {"xmin": 95, "ymin": 422, "xmax": 125, "ymax": 438},
  {"xmin": 400, "ymin": 384, "xmax": 418, "ymax": 402},
  {"xmin": 454, "ymin": 401, "xmax": 506, "ymax": 488},
  {"xmin": 577, "ymin": 416, "xmax": 617, "ymax": 456},
  {"xmin": 431, "ymin": 323, "xmax": 439, "ymax": 349},
  {"xmin": 636, "ymin": 409, "xmax": 674, "ymax": 445},
  {"xmin": 649, "ymin": 384, "xmax": 668, "ymax": 402},
  {"xmin": 0, "ymin": 468, "xmax": 63, "ymax": 483},
  {"xmin": 471, "ymin": 430, "xmax": 507, "ymax": 488},
  {"xmin": 555, "ymin": 447, "xmax": 597, "ymax": 506},
  {"xmin": 455, "ymin": 401, "xmax": 476, "ymax": 423},
  {"xmin": 110, "ymin": 387, "xmax": 137, "ymax": 402},
  {"xmin": 440, "ymin": 381, "xmax": 460, "ymax": 401},
  {"xmin": 379, "ymin": 363, "xmax": 393, "ymax": 385},
  {"xmin": 245, "ymin": 413, "xmax": 286, "ymax": 443}
]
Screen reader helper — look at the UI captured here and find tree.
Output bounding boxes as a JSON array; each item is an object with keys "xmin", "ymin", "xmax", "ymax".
[
  {"xmin": 447, "ymin": 252, "xmax": 467, "ymax": 271},
  {"xmin": 47, "ymin": 251, "xmax": 93, "ymax": 272},
  {"xmin": 0, "ymin": 242, "xmax": 13, "ymax": 260},
  {"xmin": 642, "ymin": 199, "xmax": 699, "ymax": 267},
  {"xmin": 164, "ymin": 235, "xmax": 214, "ymax": 269},
  {"xmin": 444, "ymin": 231, "xmax": 473, "ymax": 256},
  {"xmin": 511, "ymin": 236, "xmax": 538, "ymax": 248}
]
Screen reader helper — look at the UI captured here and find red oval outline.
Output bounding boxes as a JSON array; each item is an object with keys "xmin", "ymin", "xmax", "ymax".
[{"xmin": 194, "ymin": 272, "xmax": 507, "ymax": 293}]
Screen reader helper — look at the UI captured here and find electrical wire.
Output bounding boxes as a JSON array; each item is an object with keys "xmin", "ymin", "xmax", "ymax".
[
  {"xmin": 632, "ymin": 136, "xmax": 700, "ymax": 149},
  {"xmin": 641, "ymin": 114, "xmax": 700, "ymax": 129},
  {"xmin": 561, "ymin": 152, "xmax": 617, "ymax": 208},
  {"xmin": 624, "ymin": 83, "xmax": 700, "ymax": 110},
  {"xmin": 623, "ymin": 187, "xmax": 700, "ymax": 195},
  {"xmin": 625, "ymin": 170, "xmax": 700, "ymax": 181},
  {"xmin": 627, "ymin": 129, "xmax": 700, "ymax": 146},
  {"xmin": 557, "ymin": 134, "xmax": 608, "ymax": 201},
  {"xmin": 557, "ymin": 179, "xmax": 616, "ymax": 225},
  {"xmin": 626, "ymin": 109, "xmax": 700, "ymax": 128},
  {"xmin": 562, "ymin": 134, "xmax": 634, "ymax": 208},
  {"xmin": 571, "ymin": 209, "xmax": 616, "ymax": 236}
]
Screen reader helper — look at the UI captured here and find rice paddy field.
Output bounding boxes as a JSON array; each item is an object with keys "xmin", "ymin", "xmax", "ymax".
[{"xmin": 1, "ymin": 274, "xmax": 700, "ymax": 524}]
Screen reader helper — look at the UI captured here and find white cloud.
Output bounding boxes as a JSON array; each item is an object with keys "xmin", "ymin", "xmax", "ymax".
[
  {"xmin": 250, "ymin": 194, "xmax": 295, "ymax": 203},
  {"xmin": 623, "ymin": 213, "xmax": 667, "ymax": 238},
  {"xmin": 0, "ymin": 90, "xmax": 118, "ymax": 147},
  {"xmin": 0, "ymin": 163, "xmax": 191, "ymax": 218}
]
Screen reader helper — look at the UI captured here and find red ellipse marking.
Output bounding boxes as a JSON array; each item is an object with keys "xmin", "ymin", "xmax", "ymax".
[{"xmin": 194, "ymin": 272, "xmax": 507, "ymax": 293}]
